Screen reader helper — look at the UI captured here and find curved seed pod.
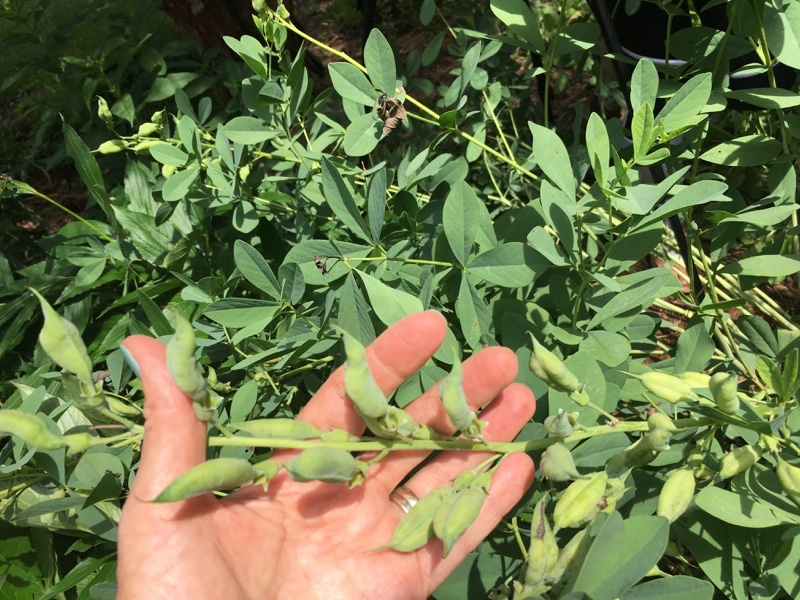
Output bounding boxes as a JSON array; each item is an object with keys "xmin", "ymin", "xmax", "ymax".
[
  {"xmin": 166, "ymin": 312, "xmax": 208, "ymax": 405},
  {"xmin": 640, "ymin": 371, "xmax": 697, "ymax": 404},
  {"xmin": 623, "ymin": 437, "xmax": 658, "ymax": 468},
  {"xmin": 62, "ymin": 432, "xmax": 97, "ymax": 454},
  {"xmin": 433, "ymin": 487, "xmax": 487, "ymax": 557},
  {"xmin": 522, "ymin": 497, "xmax": 559, "ymax": 589},
  {"xmin": 153, "ymin": 457, "xmax": 258, "ymax": 502},
  {"xmin": 32, "ymin": 289, "xmax": 93, "ymax": 383},
  {"xmin": 546, "ymin": 527, "xmax": 588, "ymax": 586},
  {"xmin": 320, "ymin": 429, "xmax": 361, "ymax": 443},
  {"xmin": 528, "ymin": 334, "xmax": 556, "ymax": 389},
  {"xmin": 553, "ymin": 472, "xmax": 607, "ymax": 530},
  {"xmin": 340, "ymin": 331, "xmax": 389, "ymax": 420},
  {"xmin": 231, "ymin": 419, "xmax": 323, "ymax": 440},
  {"xmin": 647, "ymin": 412, "xmax": 676, "ymax": 432},
  {"xmin": 105, "ymin": 395, "xmax": 142, "ymax": 417},
  {"xmin": 439, "ymin": 357, "xmax": 471, "ymax": 431},
  {"xmin": 377, "ymin": 487, "xmax": 451, "ymax": 552},
  {"xmin": 0, "ymin": 410, "xmax": 66, "ymax": 450},
  {"xmin": 657, "ymin": 467, "xmax": 696, "ymax": 523},
  {"xmin": 364, "ymin": 406, "xmax": 418, "ymax": 439},
  {"xmin": 717, "ymin": 445, "xmax": 763, "ymax": 481},
  {"xmin": 643, "ymin": 427, "xmax": 672, "ymax": 452},
  {"xmin": 709, "ymin": 372, "xmax": 739, "ymax": 414},
  {"xmin": 540, "ymin": 443, "xmax": 583, "ymax": 482},
  {"xmin": 529, "ymin": 335, "xmax": 580, "ymax": 393},
  {"xmin": 284, "ymin": 446, "xmax": 366, "ymax": 487},
  {"xmin": 543, "ymin": 409, "xmax": 573, "ymax": 437},
  {"xmin": 776, "ymin": 457, "xmax": 800, "ymax": 507},
  {"xmin": 97, "ymin": 96, "xmax": 113, "ymax": 124}
]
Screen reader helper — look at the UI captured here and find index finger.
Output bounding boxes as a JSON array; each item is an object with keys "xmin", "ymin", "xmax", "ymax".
[{"xmin": 296, "ymin": 310, "xmax": 447, "ymax": 432}]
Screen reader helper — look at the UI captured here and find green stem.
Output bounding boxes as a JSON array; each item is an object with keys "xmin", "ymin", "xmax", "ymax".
[{"xmin": 208, "ymin": 417, "xmax": 713, "ymax": 453}]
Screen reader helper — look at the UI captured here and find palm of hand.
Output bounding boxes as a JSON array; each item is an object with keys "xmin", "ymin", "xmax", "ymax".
[{"xmin": 117, "ymin": 312, "xmax": 535, "ymax": 600}]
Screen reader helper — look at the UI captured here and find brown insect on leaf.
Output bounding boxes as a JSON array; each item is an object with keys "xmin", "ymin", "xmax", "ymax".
[{"xmin": 375, "ymin": 91, "xmax": 407, "ymax": 136}]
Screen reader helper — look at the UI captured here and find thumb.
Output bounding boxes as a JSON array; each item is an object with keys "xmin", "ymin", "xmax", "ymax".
[{"xmin": 121, "ymin": 335, "xmax": 208, "ymax": 500}]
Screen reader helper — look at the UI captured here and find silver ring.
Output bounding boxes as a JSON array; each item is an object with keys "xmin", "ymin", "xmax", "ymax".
[{"xmin": 389, "ymin": 485, "xmax": 419, "ymax": 513}]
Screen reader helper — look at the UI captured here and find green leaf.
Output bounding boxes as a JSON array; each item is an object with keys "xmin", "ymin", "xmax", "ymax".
[
  {"xmin": 568, "ymin": 513, "xmax": 669, "ymax": 599},
  {"xmin": 674, "ymin": 317, "xmax": 715, "ymax": 373},
  {"xmin": 632, "ymin": 102, "xmax": 654, "ymax": 161},
  {"xmin": 695, "ymin": 486, "xmax": 800, "ymax": 527},
  {"xmin": 283, "ymin": 240, "xmax": 372, "ymax": 285},
  {"xmin": 443, "ymin": 181, "xmax": 481, "ymax": 265},
  {"xmin": 234, "ymin": 240, "xmax": 280, "ymax": 300},
  {"xmin": 468, "ymin": 242, "xmax": 546, "ymax": 287},
  {"xmin": 320, "ymin": 157, "xmax": 372, "ymax": 243},
  {"xmin": 580, "ymin": 331, "xmax": 631, "ymax": 367},
  {"xmin": 737, "ymin": 315, "xmax": 779, "ymax": 356},
  {"xmin": 655, "ymin": 73, "xmax": 711, "ymax": 135},
  {"xmin": 633, "ymin": 180, "xmax": 728, "ymax": 231},
  {"xmin": 455, "ymin": 273, "xmax": 491, "ymax": 348},
  {"xmin": 420, "ymin": 0, "xmax": 436, "ymax": 25},
  {"xmin": 356, "ymin": 271, "xmax": 423, "ymax": 326},
  {"xmin": 588, "ymin": 269, "xmax": 681, "ymax": 330},
  {"xmin": 439, "ymin": 109, "xmax": 459, "ymax": 130},
  {"xmin": 700, "ymin": 134, "xmax": 782, "ymax": 167},
  {"xmin": 161, "ymin": 165, "xmax": 200, "ymax": 202},
  {"xmin": 619, "ymin": 576, "xmax": 714, "ymax": 600},
  {"xmin": 136, "ymin": 290, "xmax": 171, "ymax": 336},
  {"xmin": 230, "ymin": 379, "xmax": 258, "ymax": 423},
  {"xmin": 529, "ymin": 122, "xmax": 575, "ymax": 200},
  {"xmin": 764, "ymin": 0, "xmax": 800, "ymax": 70},
  {"xmin": 63, "ymin": 122, "xmax": 118, "ymax": 229},
  {"xmin": 526, "ymin": 227, "xmax": 569, "ymax": 266},
  {"xmin": 364, "ymin": 29, "xmax": 396, "ymax": 95},
  {"xmin": 726, "ymin": 88, "xmax": 800, "ymax": 109},
  {"xmin": 328, "ymin": 62, "xmax": 376, "ymax": 106},
  {"xmin": 338, "ymin": 272, "xmax": 376, "ymax": 344},
  {"xmin": 720, "ymin": 204, "xmax": 798, "ymax": 227},
  {"xmin": 222, "ymin": 116, "xmax": 278, "ymax": 145},
  {"xmin": 367, "ymin": 168, "xmax": 387, "ymax": 245},
  {"xmin": 489, "ymin": 0, "xmax": 544, "ymax": 53},
  {"xmin": 204, "ymin": 298, "xmax": 279, "ymax": 328},
  {"xmin": 278, "ymin": 262, "xmax": 305, "ymax": 305},
  {"xmin": 630, "ymin": 58, "xmax": 658, "ymax": 113},
  {"xmin": 721, "ymin": 254, "xmax": 800, "ymax": 278},
  {"xmin": 757, "ymin": 355, "xmax": 785, "ymax": 396},
  {"xmin": 586, "ymin": 112, "xmax": 610, "ymax": 187},
  {"xmin": 149, "ymin": 143, "xmax": 189, "ymax": 167},
  {"xmin": 343, "ymin": 114, "xmax": 382, "ymax": 157}
]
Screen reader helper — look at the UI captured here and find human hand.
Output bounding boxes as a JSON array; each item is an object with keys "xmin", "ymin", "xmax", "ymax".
[{"xmin": 117, "ymin": 311, "xmax": 536, "ymax": 600}]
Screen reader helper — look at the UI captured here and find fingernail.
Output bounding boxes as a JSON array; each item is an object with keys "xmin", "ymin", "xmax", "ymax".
[{"xmin": 120, "ymin": 345, "xmax": 141, "ymax": 378}]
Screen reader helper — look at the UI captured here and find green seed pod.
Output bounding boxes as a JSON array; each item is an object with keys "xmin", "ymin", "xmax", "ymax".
[
  {"xmin": 776, "ymin": 457, "xmax": 800, "ymax": 507},
  {"xmin": 231, "ymin": 419, "xmax": 323, "ymax": 440},
  {"xmin": 284, "ymin": 446, "xmax": 365, "ymax": 487},
  {"xmin": 553, "ymin": 471, "xmax": 607, "ymax": 530},
  {"xmin": 378, "ymin": 487, "xmax": 450, "ymax": 552},
  {"xmin": 340, "ymin": 331, "xmax": 389, "ymax": 420},
  {"xmin": 717, "ymin": 445, "xmax": 763, "ymax": 481},
  {"xmin": 709, "ymin": 372, "xmax": 739, "ymax": 414},
  {"xmin": 681, "ymin": 371, "xmax": 711, "ymax": 388},
  {"xmin": 546, "ymin": 528, "xmax": 588, "ymax": 586},
  {"xmin": 643, "ymin": 427, "xmax": 672, "ymax": 452},
  {"xmin": 32, "ymin": 289, "xmax": 93, "ymax": 383},
  {"xmin": 540, "ymin": 443, "xmax": 583, "ymax": 482},
  {"xmin": 132, "ymin": 139, "xmax": 160, "ymax": 154},
  {"xmin": 543, "ymin": 409, "xmax": 573, "ymax": 437},
  {"xmin": 97, "ymin": 96, "xmax": 113, "ymax": 124},
  {"xmin": 166, "ymin": 312, "xmax": 209, "ymax": 406},
  {"xmin": 136, "ymin": 122, "xmax": 160, "ymax": 137},
  {"xmin": 238, "ymin": 165, "xmax": 251, "ymax": 181},
  {"xmin": 154, "ymin": 457, "xmax": 258, "ymax": 502},
  {"xmin": 105, "ymin": 395, "xmax": 142, "ymax": 417},
  {"xmin": 0, "ymin": 410, "xmax": 65, "ymax": 450},
  {"xmin": 161, "ymin": 164, "xmax": 176, "ymax": 178},
  {"xmin": 529, "ymin": 335, "xmax": 580, "ymax": 393},
  {"xmin": 433, "ymin": 487, "xmax": 486, "ymax": 557},
  {"xmin": 364, "ymin": 406, "xmax": 418, "ymax": 439},
  {"xmin": 647, "ymin": 412, "xmax": 676, "ymax": 432},
  {"xmin": 438, "ymin": 357, "xmax": 486, "ymax": 439},
  {"xmin": 61, "ymin": 432, "xmax": 97, "ymax": 454},
  {"xmin": 640, "ymin": 371, "xmax": 697, "ymax": 404},
  {"xmin": 657, "ymin": 467, "xmax": 695, "ymax": 523},
  {"xmin": 623, "ymin": 437, "xmax": 658, "ymax": 468},
  {"xmin": 599, "ymin": 476, "xmax": 628, "ymax": 515},
  {"xmin": 97, "ymin": 139, "xmax": 127, "ymax": 154},
  {"xmin": 522, "ymin": 497, "xmax": 559, "ymax": 588}
]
